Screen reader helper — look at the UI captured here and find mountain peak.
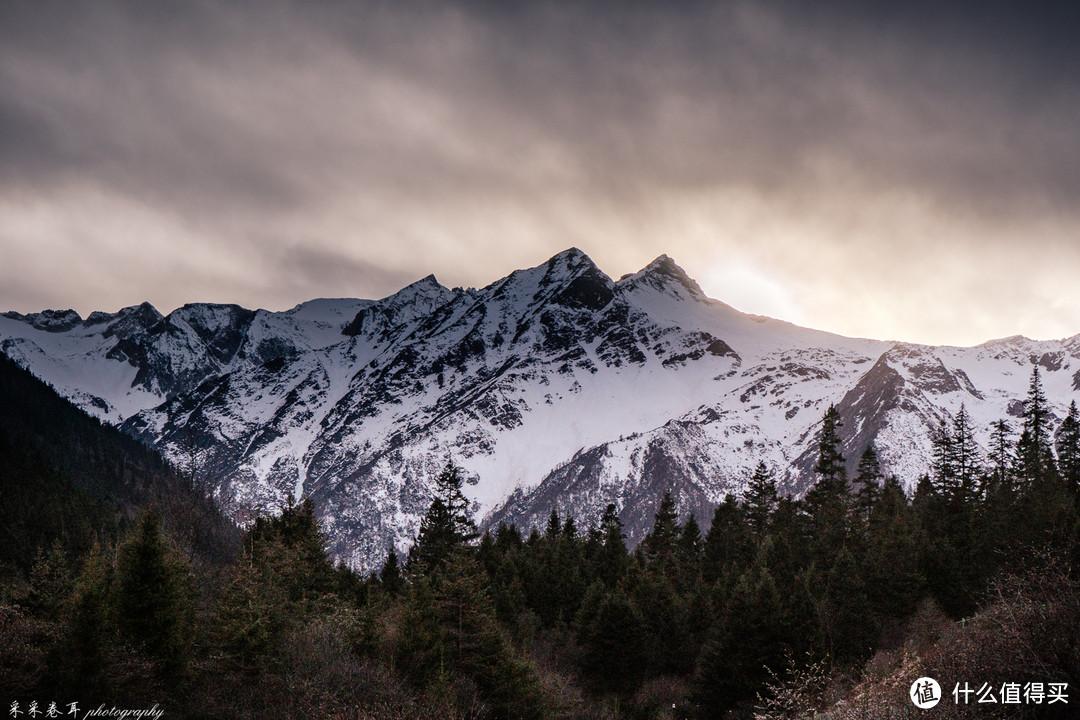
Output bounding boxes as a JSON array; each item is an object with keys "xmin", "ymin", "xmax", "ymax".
[
  {"xmin": 617, "ymin": 254, "xmax": 707, "ymax": 300},
  {"xmin": 551, "ymin": 247, "xmax": 588, "ymax": 262},
  {"xmin": 384, "ymin": 274, "xmax": 450, "ymax": 304},
  {"xmin": 123, "ymin": 301, "xmax": 164, "ymax": 320},
  {"xmin": 96, "ymin": 301, "xmax": 164, "ymax": 337},
  {"xmin": 544, "ymin": 247, "xmax": 598, "ymax": 277},
  {"xmin": 343, "ymin": 274, "xmax": 455, "ymax": 337}
]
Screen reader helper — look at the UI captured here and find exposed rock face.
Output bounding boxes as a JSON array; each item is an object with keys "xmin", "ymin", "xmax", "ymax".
[{"xmin": 3, "ymin": 248, "xmax": 1078, "ymax": 570}]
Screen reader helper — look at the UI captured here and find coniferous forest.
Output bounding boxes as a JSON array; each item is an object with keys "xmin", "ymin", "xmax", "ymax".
[{"xmin": 2, "ymin": 353, "xmax": 1079, "ymax": 719}]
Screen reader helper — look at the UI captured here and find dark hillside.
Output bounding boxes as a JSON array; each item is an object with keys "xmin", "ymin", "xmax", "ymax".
[{"xmin": 0, "ymin": 352, "xmax": 237, "ymax": 584}]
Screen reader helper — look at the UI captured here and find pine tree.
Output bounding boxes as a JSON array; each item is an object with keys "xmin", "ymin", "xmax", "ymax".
[
  {"xmin": 702, "ymin": 497, "xmax": 753, "ymax": 586},
  {"xmin": 1025, "ymin": 366, "xmax": 1052, "ymax": 450},
  {"xmin": 643, "ymin": 492, "xmax": 680, "ymax": 561},
  {"xmin": 931, "ymin": 416, "xmax": 956, "ymax": 493},
  {"xmin": 395, "ymin": 579, "xmax": 447, "ymax": 689},
  {"xmin": 988, "ymin": 419, "xmax": 1014, "ymax": 494},
  {"xmin": 951, "ymin": 405, "xmax": 982, "ymax": 505},
  {"xmin": 408, "ymin": 462, "xmax": 479, "ymax": 575},
  {"xmin": 246, "ymin": 496, "xmax": 335, "ymax": 606},
  {"xmin": 743, "ymin": 461, "xmax": 778, "ymax": 540},
  {"xmin": 1058, "ymin": 401, "xmax": 1080, "ymax": 492},
  {"xmin": 380, "ymin": 546, "xmax": 404, "ymax": 597},
  {"xmin": 545, "ymin": 508, "xmax": 562, "ymax": 539},
  {"xmin": 694, "ymin": 556, "xmax": 799, "ymax": 712},
  {"xmin": 551, "ymin": 522, "xmax": 587, "ymax": 624},
  {"xmin": 112, "ymin": 510, "xmax": 194, "ymax": 676},
  {"xmin": 929, "ymin": 407, "xmax": 982, "ymax": 507},
  {"xmin": 57, "ymin": 543, "xmax": 113, "ymax": 696},
  {"xmin": 805, "ymin": 405, "xmax": 849, "ymax": 555},
  {"xmin": 1016, "ymin": 367, "xmax": 1057, "ymax": 484},
  {"xmin": 676, "ymin": 514, "xmax": 703, "ymax": 573},
  {"xmin": 435, "ymin": 461, "xmax": 480, "ymax": 543},
  {"xmin": 864, "ymin": 476, "xmax": 923, "ymax": 628},
  {"xmin": 213, "ymin": 560, "xmax": 288, "ymax": 675},
  {"xmin": 854, "ymin": 445, "xmax": 883, "ymax": 523},
  {"xmin": 433, "ymin": 554, "xmax": 501, "ymax": 679},
  {"xmin": 813, "ymin": 405, "xmax": 846, "ymax": 485},
  {"xmin": 596, "ymin": 503, "xmax": 628, "ymax": 587},
  {"xmin": 527, "ymin": 506, "xmax": 586, "ymax": 626}
]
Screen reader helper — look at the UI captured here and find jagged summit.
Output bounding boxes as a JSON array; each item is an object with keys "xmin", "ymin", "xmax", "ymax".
[
  {"xmin": 379, "ymin": 273, "xmax": 450, "ymax": 301},
  {"xmin": 548, "ymin": 246, "xmax": 591, "ymax": 265},
  {"xmin": 342, "ymin": 273, "xmax": 456, "ymax": 338},
  {"xmin": 539, "ymin": 247, "xmax": 605, "ymax": 286},
  {"xmin": 410, "ymin": 273, "xmax": 444, "ymax": 289},
  {"xmin": 0, "ymin": 308, "xmax": 82, "ymax": 332},
  {"xmin": 102, "ymin": 302, "xmax": 164, "ymax": 336},
  {"xmin": 81, "ymin": 301, "xmax": 164, "ymax": 330},
  {"xmin": 616, "ymin": 253, "xmax": 707, "ymax": 301}
]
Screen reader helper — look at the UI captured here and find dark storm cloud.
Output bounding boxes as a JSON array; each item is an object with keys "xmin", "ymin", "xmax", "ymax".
[
  {"xmin": 2, "ymin": 0, "xmax": 1075, "ymax": 211},
  {"xmin": 273, "ymin": 244, "xmax": 422, "ymax": 300},
  {"xmin": 2, "ymin": 0, "xmax": 1079, "ymax": 343}
]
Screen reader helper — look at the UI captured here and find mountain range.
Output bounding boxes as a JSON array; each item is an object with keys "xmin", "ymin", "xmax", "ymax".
[{"xmin": 3, "ymin": 248, "xmax": 1077, "ymax": 570}]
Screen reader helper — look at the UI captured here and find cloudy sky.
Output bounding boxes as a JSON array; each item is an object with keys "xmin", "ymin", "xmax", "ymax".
[{"xmin": 2, "ymin": 0, "xmax": 1079, "ymax": 346}]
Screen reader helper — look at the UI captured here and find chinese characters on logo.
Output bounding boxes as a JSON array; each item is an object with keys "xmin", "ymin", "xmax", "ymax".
[{"xmin": 953, "ymin": 681, "xmax": 1068, "ymax": 705}]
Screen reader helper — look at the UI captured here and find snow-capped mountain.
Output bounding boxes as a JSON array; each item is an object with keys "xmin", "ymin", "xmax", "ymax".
[{"xmin": 2, "ymin": 249, "xmax": 1077, "ymax": 569}]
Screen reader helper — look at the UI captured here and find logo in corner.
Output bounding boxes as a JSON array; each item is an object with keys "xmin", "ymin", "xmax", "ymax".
[{"xmin": 910, "ymin": 677, "xmax": 941, "ymax": 709}]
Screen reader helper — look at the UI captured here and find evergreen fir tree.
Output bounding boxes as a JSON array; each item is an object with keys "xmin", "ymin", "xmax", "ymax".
[
  {"xmin": 643, "ymin": 492, "xmax": 680, "ymax": 561},
  {"xmin": 433, "ymin": 554, "xmax": 501, "ymax": 678},
  {"xmin": 380, "ymin": 546, "xmax": 404, "ymax": 597},
  {"xmin": 213, "ymin": 560, "xmax": 288, "ymax": 675},
  {"xmin": 931, "ymin": 416, "xmax": 956, "ymax": 493},
  {"xmin": 864, "ymin": 476, "xmax": 923, "ymax": 628},
  {"xmin": 813, "ymin": 405, "xmax": 846, "ymax": 485},
  {"xmin": 1014, "ymin": 427, "xmax": 1036, "ymax": 482},
  {"xmin": 694, "ymin": 557, "xmax": 793, "ymax": 712},
  {"xmin": 596, "ymin": 503, "xmax": 628, "ymax": 586},
  {"xmin": 113, "ymin": 510, "xmax": 194, "ymax": 676},
  {"xmin": 57, "ymin": 543, "xmax": 113, "ymax": 696},
  {"xmin": 821, "ymin": 546, "xmax": 876, "ymax": 663},
  {"xmin": 743, "ymin": 461, "xmax": 778, "ymax": 540},
  {"xmin": 951, "ymin": 405, "xmax": 982, "ymax": 506},
  {"xmin": 854, "ymin": 445, "xmax": 883, "ymax": 523},
  {"xmin": 1025, "ymin": 366, "xmax": 1052, "ymax": 448},
  {"xmin": 545, "ymin": 508, "xmax": 561, "ymax": 539},
  {"xmin": 676, "ymin": 514, "xmax": 703, "ymax": 573},
  {"xmin": 1016, "ymin": 367, "xmax": 1057, "ymax": 483},
  {"xmin": 805, "ymin": 405, "xmax": 849, "ymax": 556},
  {"xmin": 702, "ymin": 497, "xmax": 753, "ymax": 586},
  {"xmin": 246, "ymin": 497, "xmax": 335, "ymax": 606},
  {"xmin": 435, "ymin": 461, "xmax": 480, "ymax": 543},
  {"xmin": 988, "ymin": 419, "xmax": 1014, "ymax": 494},
  {"xmin": 408, "ymin": 462, "xmax": 479, "ymax": 575},
  {"xmin": 1057, "ymin": 400, "xmax": 1080, "ymax": 492},
  {"xmin": 395, "ymin": 579, "xmax": 447, "ymax": 689}
]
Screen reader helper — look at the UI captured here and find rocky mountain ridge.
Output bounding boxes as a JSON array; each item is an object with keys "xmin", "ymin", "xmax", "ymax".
[{"xmin": 3, "ymin": 249, "xmax": 1077, "ymax": 569}]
